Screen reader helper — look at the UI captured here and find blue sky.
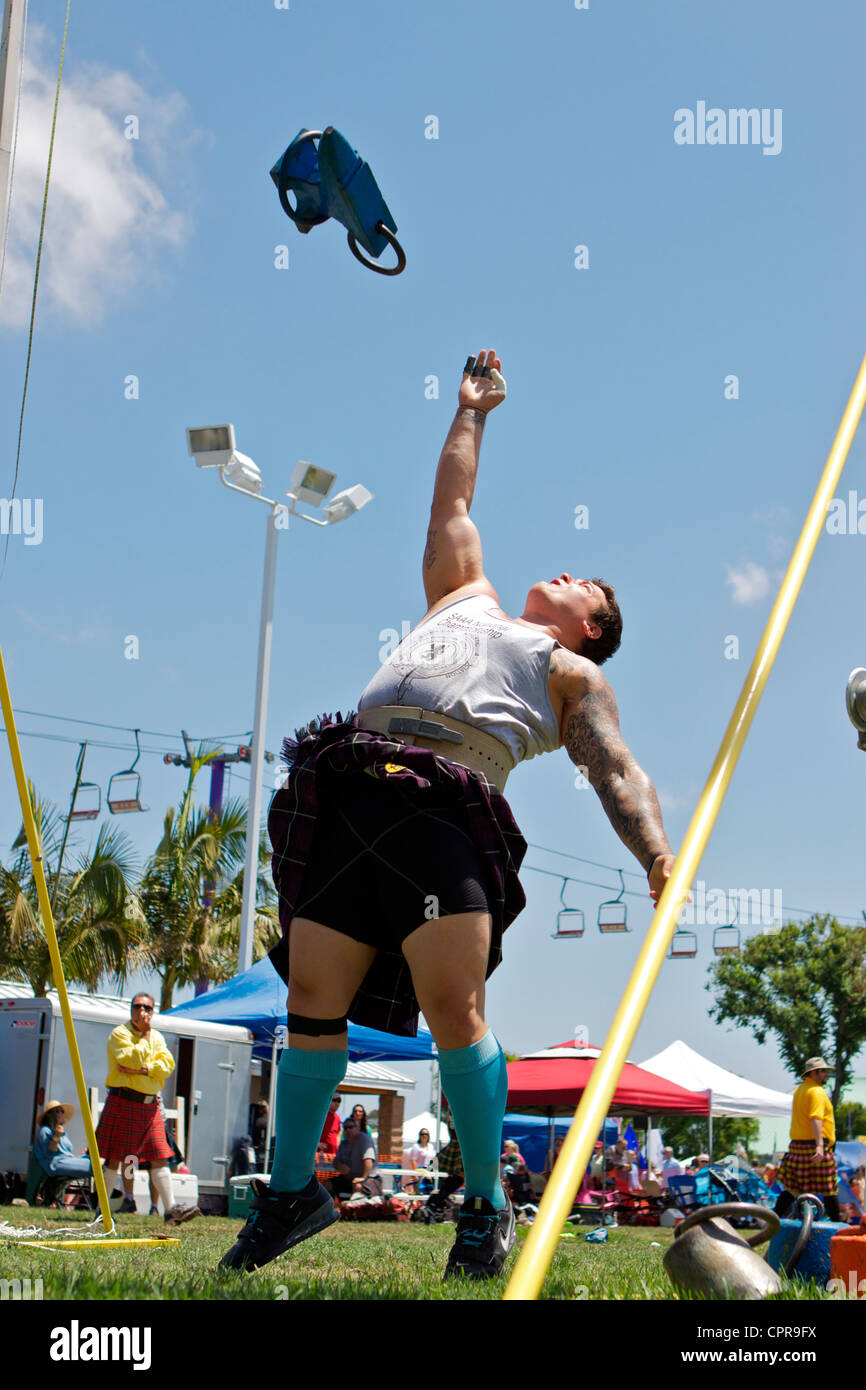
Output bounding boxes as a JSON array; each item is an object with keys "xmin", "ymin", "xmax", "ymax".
[{"xmin": 1, "ymin": 0, "xmax": 864, "ymax": 1101}]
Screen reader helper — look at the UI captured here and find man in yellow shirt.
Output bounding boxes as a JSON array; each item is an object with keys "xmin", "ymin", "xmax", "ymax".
[
  {"xmin": 95, "ymin": 992, "xmax": 200, "ymax": 1224},
  {"xmin": 775, "ymin": 1055, "xmax": 840, "ymax": 1223}
]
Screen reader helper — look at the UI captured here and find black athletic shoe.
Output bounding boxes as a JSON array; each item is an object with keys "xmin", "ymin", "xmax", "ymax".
[
  {"xmin": 443, "ymin": 1195, "xmax": 516, "ymax": 1280},
  {"xmin": 219, "ymin": 1178, "xmax": 338, "ymax": 1272}
]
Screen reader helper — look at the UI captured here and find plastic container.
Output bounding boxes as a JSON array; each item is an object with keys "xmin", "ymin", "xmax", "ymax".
[
  {"xmin": 829, "ymin": 1222, "xmax": 866, "ymax": 1298},
  {"xmin": 228, "ymin": 1173, "xmax": 269, "ymax": 1219}
]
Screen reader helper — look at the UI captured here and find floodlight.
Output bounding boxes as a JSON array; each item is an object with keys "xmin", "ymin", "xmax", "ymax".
[
  {"xmin": 186, "ymin": 423, "xmax": 236, "ymax": 469},
  {"xmin": 846, "ymin": 667, "xmax": 866, "ymax": 750},
  {"xmin": 289, "ymin": 461, "xmax": 337, "ymax": 506},
  {"xmin": 223, "ymin": 451, "xmax": 263, "ymax": 494},
  {"xmin": 324, "ymin": 483, "xmax": 374, "ymax": 524}
]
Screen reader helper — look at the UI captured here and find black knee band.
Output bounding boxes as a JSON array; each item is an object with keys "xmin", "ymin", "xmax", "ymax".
[{"xmin": 286, "ymin": 1011, "xmax": 347, "ymax": 1037}]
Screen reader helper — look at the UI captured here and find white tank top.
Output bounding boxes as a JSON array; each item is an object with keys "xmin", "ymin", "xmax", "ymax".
[{"xmin": 357, "ymin": 593, "xmax": 563, "ymax": 765}]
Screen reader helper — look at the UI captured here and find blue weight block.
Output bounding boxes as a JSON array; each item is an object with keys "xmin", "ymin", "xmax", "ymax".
[
  {"xmin": 270, "ymin": 129, "xmax": 328, "ymax": 233},
  {"xmin": 766, "ymin": 1218, "xmax": 850, "ymax": 1283},
  {"xmin": 316, "ymin": 127, "xmax": 397, "ymax": 259}
]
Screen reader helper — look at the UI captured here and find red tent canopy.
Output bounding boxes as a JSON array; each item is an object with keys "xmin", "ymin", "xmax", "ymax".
[{"xmin": 507, "ymin": 1042, "xmax": 710, "ymax": 1116}]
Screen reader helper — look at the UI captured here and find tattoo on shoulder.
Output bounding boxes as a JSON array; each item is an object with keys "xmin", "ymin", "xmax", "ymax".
[{"xmin": 423, "ymin": 526, "xmax": 438, "ymax": 571}]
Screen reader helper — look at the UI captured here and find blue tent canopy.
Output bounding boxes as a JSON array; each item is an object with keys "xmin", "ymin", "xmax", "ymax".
[
  {"xmin": 502, "ymin": 1115, "xmax": 618, "ymax": 1173},
  {"xmin": 166, "ymin": 956, "xmax": 435, "ymax": 1063}
]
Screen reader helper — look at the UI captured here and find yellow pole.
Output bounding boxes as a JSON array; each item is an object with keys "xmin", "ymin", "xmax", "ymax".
[
  {"xmin": 0, "ymin": 646, "xmax": 115, "ymax": 1234},
  {"xmin": 15, "ymin": 1238, "xmax": 181, "ymax": 1250},
  {"xmin": 504, "ymin": 351, "xmax": 866, "ymax": 1300}
]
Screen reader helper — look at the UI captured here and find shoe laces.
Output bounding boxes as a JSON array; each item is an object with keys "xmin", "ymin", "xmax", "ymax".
[{"xmin": 456, "ymin": 1207, "xmax": 498, "ymax": 1247}]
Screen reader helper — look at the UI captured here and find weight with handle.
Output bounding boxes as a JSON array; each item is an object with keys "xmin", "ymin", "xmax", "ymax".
[{"xmin": 663, "ymin": 1202, "xmax": 783, "ymax": 1300}]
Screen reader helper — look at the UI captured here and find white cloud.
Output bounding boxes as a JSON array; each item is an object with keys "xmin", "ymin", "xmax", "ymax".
[
  {"xmin": 725, "ymin": 561, "xmax": 771, "ymax": 606},
  {"xmin": 0, "ymin": 32, "xmax": 194, "ymax": 327}
]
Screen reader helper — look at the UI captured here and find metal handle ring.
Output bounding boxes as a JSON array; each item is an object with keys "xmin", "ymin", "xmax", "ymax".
[
  {"xmin": 347, "ymin": 222, "xmax": 406, "ymax": 276},
  {"xmin": 674, "ymin": 1201, "xmax": 781, "ymax": 1248},
  {"xmin": 277, "ymin": 129, "xmax": 323, "ymax": 226}
]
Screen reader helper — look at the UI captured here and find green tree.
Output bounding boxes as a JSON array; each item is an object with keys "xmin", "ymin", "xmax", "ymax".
[
  {"xmin": 138, "ymin": 750, "xmax": 278, "ymax": 1010},
  {"xmin": 836, "ymin": 1102, "xmax": 866, "ymax": 1140},
  {"xmin": 707, "ymin": 914, "xmax": 866, "ymax": 1107},
  {"xmin": 0, "ymin": 784, "xmax": 148, "ymax": 996},
  {"xmin": 657, "ymin": 1115, "xmax": 760, "ymax": 1161}
]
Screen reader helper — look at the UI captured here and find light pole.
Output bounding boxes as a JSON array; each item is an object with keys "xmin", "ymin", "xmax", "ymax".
[
  {"xmin": 186, "ymin": 425, "xmax": 373, "ymax": 973},
  {"xmin": 0, "ymin": 0, "xmax": 26, "ymax": 283}
]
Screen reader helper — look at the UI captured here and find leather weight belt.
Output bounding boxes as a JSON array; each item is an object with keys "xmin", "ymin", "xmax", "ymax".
[{"xmin": 355, "ymin": 705, "xmax": 515, "ymax": 793}]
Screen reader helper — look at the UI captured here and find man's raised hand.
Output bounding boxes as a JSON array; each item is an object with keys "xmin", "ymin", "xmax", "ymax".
[{"xmin": 459, "ymin": 348, "xmax": 506, "ymax": 414}]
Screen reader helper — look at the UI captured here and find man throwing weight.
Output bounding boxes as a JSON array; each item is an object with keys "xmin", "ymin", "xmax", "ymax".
[{"xmin": 221, "ymin": 350, "xmax": 679, "ymax": 1280}]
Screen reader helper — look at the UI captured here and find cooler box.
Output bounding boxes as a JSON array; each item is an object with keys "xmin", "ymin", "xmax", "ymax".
[
  {"xmin": 130, "ymin": 1170, "xmax": 199, "ymax": 1215},
  {"xmin": 229, "ymin": 1173, "xmax": 270, "ymax": 1218}
]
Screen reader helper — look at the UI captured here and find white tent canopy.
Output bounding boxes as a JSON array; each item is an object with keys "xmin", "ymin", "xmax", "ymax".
[{"xmin": 638, "ymin": 1040, "xmax": 793, "ymax": 1118}]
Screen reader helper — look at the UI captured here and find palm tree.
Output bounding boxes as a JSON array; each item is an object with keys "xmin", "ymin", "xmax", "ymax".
[
  {"xmin": 0, "ymin": 784, "xmax": 149, "ymax": 997},
  {"xmin": 138, "ymin": 749, "xmax": 279, "ymax": 1010}
]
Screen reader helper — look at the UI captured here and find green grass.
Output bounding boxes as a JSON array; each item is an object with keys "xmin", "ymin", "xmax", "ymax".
[{"xmin": 0, "ymin": 1207, "xmax": 831, "ymax": 1301}]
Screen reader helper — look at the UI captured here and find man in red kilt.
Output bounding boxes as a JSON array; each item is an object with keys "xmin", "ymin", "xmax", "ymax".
[
  {"xmin": 775, "ymin": 1056, "xmax": 841, "ymax": 1223},
  {"xmin": 95, "ymin": 992, "xmax": 200, "ymax": 1224}
]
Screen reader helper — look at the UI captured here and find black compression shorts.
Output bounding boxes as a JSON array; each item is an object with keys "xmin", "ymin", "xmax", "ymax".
[{"xmin": 291, "ymin": 768, "xmax": 490, "ymax": 950}]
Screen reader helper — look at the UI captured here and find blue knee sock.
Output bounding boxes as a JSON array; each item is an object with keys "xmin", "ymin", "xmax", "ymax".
[
  {"xmin": 269, "ymin": 1045, "xmax": 348, "ymax": 1194},
  {"xmin": 438, "ymin": 1029, "xmax": 508, "ymax": 1210}
]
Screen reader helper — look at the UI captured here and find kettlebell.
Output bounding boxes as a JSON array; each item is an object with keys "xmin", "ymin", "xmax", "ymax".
[{"xmin": 663, "ymin": 1202, "xmax": 782, "ymax": 1300}]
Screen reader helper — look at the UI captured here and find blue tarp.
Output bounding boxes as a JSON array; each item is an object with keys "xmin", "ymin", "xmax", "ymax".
[
  {"xmin": 502, "ymin": 1115, "xmax": 618, "ymax": 1173},
  {"xmin": 166, "ymin": 956, "xmax": 436, "ymax": 1063},
  {"xmin": 835, "ymin": 1140, "xmax": 866, "ymax": 1177}
]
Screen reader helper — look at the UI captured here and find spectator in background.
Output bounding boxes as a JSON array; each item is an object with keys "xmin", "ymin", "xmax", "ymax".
[
  {"xmin": 604, "ymin": 1137, "xmax": 628, "ymax": 1172},
  {"xmin": 775, "ymin": 1056, "xmax": 841, "ymax": 1223},
  {"xmin": 33, "ymin": 1101, "xmax": 91, "ymax": 1181},
  {"xmin": 659, "ymin": 1146, "xmax": 685, "ymax": 1190},
  {"xmin": 252, "ymin": 1102, "xmax": 270, "ymax": 1167},
  {"xmin": 327, "ymin": 1118, "xmax": 382, "ymax": 1200},
  {"xmin": 317, "ymin": 1096, "xmax": 343, "ymax": 1163},
  {"xmin": 500, "ymin": 1139, "xmax": 526, "ymax": 1173},
  {"xmin": 95, "ymin": 992, "xmax": 200, "ymax": 1225},
  {"xmin": 544, "ymin": 1136, "xmax": 566, "ymax": 1182},
  {"xmin": 403, "ymin": 1127, "xmax": 436, "ymax": 1194},
  {"xmin": 350, "ymin": 1104, "xmax": 369, "ymax": 1134},
  {"xmin": 615, "ymin": 1149, "xmax": 642, "ymax": 1194}
]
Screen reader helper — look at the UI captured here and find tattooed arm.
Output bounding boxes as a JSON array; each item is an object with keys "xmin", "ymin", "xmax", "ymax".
[
  {"xmin": 422, "ymin": 348, "xmax": 505, "ymax": 608},
  {"xmin": 558, "ymin": 655, "xmax": 674, "ymax": 894}
]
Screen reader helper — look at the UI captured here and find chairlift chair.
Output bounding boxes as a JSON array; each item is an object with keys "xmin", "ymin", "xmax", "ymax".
[
  {"xmin": 552, "ymin": 877, "xmax": 585, "ymax": 940},
  {"xmin": 669, "ymin": 930, "xmax": 698, "ymax": 959},
  {"xmin": 598, "ymin": 869, "xmax": 628, "ymax": 933},
  {"xmin": 108, "ymin": 730, "xmax": 145, "ymax": 814},
  {"xmin": 69, "ymin": 782, "xmax": 101, "ymax": 821},
  {"xmin": 68, "ymin": 742, "xmax": 101, "ymax": 821},
  {"xmin": 713, "ymin": 923, "xmax": 741, "ymax": 956}
]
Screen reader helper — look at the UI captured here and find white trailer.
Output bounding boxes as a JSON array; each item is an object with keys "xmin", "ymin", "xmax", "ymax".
[{"xmin": 0, "ymin": 984, "xmax": 254, "ymax": 1198}]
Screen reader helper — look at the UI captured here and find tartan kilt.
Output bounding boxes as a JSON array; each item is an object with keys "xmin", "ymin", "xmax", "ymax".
[
  {"xmin": 95, "ymin": 1093, "xmax": 173, "ymax": 1166},
  {"xmin": 435, "ymin": 1137, "xmax": 465, "ymax": 1183},
  {"xmin": 776, "ymin": 1140, "xmax": 838, "ymax": 1197}
]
